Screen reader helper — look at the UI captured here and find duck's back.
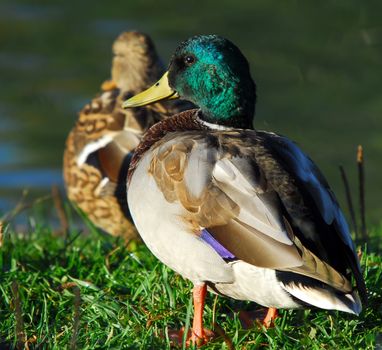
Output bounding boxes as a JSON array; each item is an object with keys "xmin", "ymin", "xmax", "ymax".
[
  {"xmin": 63, "ymin": 86, "xmax": 136, "ymax": 238},
  {"xmin": 63, "ymin": 84, "xmax": 192, "ymax": 239}
]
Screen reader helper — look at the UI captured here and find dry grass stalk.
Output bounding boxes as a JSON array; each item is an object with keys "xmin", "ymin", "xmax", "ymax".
[
  {"xmin": 11, "ymin": 280, "xmax": 25, "ymax": 350},
  {"xmin": 357, "ymin": 145, "xmax": 368, "ymax": 241},
  {"xmin": 0, "ymin": 221, "xmax": 3, "ymax": 248},
  {"xmin": 51, "ymin": 185, "xmax": 69, "ymax": 235},
  {"xmin": 57, "ymin": 282, "xmax": 82, "ymax": 349},
  {"xmin": 1, "ymin": 190, "xmax": 50, "ymax": 224},
  {"xmin": 339, "ymin": 165, "xmax": 358, "ymax": 238},
  {"xmin": 70, "ymin": 286, "xmax": 81, "ymax": 350},
  {"xmin": 213, "ymin": 322, "xmax": 234, "ymax": 350}
]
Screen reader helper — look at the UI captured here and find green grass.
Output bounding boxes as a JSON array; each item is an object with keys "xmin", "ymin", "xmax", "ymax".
[{"xmin": 0, "ymin": 208, "xmax": 381, "ymax": 349}]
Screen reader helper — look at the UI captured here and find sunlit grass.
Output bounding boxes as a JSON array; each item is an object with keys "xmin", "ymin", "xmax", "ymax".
[{"xmin": 0, "ymin": 212, "xmax": 381, "ymax": 349}]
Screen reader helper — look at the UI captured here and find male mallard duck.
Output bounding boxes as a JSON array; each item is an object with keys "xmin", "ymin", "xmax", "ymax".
[
  {"xmin": 63, "ymin": 31, "xmax": 191, "ymax": 241},
  {"xmin": 123, "ymin": 35, "xmax": 367, "ymax": 345}
]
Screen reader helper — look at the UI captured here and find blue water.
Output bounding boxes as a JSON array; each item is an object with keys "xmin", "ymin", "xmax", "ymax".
[{"xmin": 0, "ymin": 169, "xmax": 63, "ymax": 189}]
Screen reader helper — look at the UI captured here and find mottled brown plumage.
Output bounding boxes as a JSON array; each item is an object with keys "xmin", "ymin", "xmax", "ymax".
[{"xmin": 63, "ymin": 31, "xmax": 192, "ymax": 240}]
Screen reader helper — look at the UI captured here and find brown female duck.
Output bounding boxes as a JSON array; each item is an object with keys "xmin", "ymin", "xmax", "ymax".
[{"xmin": 63, "ymin": 31, "xmax": 191, "ymax": 240}]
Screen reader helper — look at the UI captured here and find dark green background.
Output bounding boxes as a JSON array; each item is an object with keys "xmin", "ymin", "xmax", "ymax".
[{"xmin": 0, "ymin": 0, "xmax": 381, "ymax": 224}]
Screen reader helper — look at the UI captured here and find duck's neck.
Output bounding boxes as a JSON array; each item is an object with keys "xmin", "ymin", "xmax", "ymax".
[
  {"xmin": 199, "ymin": 94, "xmax": 255, "ymax": 129},
  {"xmin": 127, "ymin": 109, "xmax": 206, "ymax": 182},
  {"xmin": 185, "ymin": 70, "xmax": 256, "ymax": 129}
]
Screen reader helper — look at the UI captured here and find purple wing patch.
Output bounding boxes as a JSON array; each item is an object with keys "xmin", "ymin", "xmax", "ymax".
[{"xmin": 200, "ymin": 229, "xmax": 236, "ymax": 260}]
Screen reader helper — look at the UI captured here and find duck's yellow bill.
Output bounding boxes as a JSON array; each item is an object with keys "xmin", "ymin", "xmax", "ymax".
[{"xmin": 122, "ymin": 71, "xmax": 179, "ymax": 108}]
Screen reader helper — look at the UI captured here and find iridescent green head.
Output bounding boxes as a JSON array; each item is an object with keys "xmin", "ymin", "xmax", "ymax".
[{"xmin": 123, "ymin": 35, "xmax": 256, "ymax": 129}]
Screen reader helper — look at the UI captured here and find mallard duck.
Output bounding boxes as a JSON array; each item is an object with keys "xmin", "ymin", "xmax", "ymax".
[
  {"xmin": 63, "ymin": 31, "xmax": 191, "ymax": 241},
  {"xmin": 123, "ymin": 35, "xmax": 367, "ymax": 345}
]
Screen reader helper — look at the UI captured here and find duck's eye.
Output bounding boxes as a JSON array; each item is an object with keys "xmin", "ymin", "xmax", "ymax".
[{"xmin": 184, "ymin": 55, "xmax": 196, "ymax": 66}]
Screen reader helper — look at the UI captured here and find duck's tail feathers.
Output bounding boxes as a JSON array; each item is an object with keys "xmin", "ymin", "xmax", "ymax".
[{"xmin": 281, "ymin": 281, "xmax": 362, "ymax": 315}]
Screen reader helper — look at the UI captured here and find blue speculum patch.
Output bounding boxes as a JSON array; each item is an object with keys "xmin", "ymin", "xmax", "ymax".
[{"xmin": 200, "ymin": 228, "xmax": 236, "ymax": 260}]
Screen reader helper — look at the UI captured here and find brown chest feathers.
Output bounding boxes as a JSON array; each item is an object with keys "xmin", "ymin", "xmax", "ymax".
[{"xmin": 128, "ymin": 109, "xmax": 208, "ymax": 182}]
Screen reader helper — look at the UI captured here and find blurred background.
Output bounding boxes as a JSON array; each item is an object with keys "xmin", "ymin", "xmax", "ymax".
[{"xmin": 0, "ymin": 0, "xmax": 381, "ymax": 225}]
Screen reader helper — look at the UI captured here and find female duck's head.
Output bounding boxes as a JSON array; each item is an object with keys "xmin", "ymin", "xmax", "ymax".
[{"xmin": 123, "ymin": 35, "xmax": 256, "ymax": 129}]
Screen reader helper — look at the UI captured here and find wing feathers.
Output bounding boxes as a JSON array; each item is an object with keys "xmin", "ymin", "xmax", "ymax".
[
  {"xmin": 283, "ymin": 236, "xmax": 351, "ymax": 291},
  {"xmin": 208, "ymin": 219, "xmax": 302, "ymax": 269},
  {"xmin": 213, "ymin": 158, "xmax": 292, "ymax": 245}
]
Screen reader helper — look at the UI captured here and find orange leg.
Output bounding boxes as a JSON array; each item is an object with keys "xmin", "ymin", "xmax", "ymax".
[
  {"xmin": 262, "ymin": 307, "xmax": 278, "ymax": 328},
  {"xmin": 239, "ymin": 307, "xmax": 279, "ymax": 329},
  {"xmin": 188, "ymin": 283, "xmax": 214, "ymax": 346},
  {"xmin": 168, "ymin": 283, "xmax": 214, "ymax": 347}
]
